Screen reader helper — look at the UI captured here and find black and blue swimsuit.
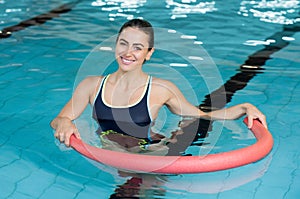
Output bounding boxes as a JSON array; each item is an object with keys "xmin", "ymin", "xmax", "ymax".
[{"xmin": 92, "ymin": 75, "xmax": 154, "ymax": 149}]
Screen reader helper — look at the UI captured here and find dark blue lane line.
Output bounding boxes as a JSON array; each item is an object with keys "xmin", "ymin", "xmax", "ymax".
[
  {"xmin": 200, "ymin": 20, "xmax": 300, "ymax": 112},
  {"xmin": 167, "ymin": 20, "xmax": 300, "ymax": 155},
  {"xmin": 242, "ymin": 25, "xmax": 300, "ymax": 69},
  {"xmin": 0, "ymin": 1, "xmax": 81, "ymax": 39}
]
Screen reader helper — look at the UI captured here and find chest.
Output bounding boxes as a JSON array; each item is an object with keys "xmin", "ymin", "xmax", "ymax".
[
  {"xmin": 103, "ymin": 85, "xmax": 146, "ymax": 107},
  {"xmin": 95, "ymin": 79, "xmax": 168, "ymax": 121}
]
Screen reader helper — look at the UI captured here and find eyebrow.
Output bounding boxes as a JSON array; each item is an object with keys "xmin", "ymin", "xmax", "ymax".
[{"xmin": 119, "ymin": 38, "xmax": 145, "ymax": 47}]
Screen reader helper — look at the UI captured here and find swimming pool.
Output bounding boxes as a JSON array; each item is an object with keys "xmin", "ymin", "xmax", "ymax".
[{"xmin": 1, "ymin": 0, "xmax": 299, "ymax": 198}]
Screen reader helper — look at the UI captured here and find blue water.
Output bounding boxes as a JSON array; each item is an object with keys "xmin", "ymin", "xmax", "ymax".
[{"xmin": 1, "ymin": 0, "xmax": 300, "ymax": 198}]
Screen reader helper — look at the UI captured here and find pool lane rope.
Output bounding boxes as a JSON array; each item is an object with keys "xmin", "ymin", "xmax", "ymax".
[{"xmin": 69, "ymin": 117, "xmax": 273, "ymax": 174}]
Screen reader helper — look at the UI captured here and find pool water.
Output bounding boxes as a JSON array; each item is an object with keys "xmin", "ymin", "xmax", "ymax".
[{"xmin": 1, "ymin": 0, "xmax": 300, "ymax": 198}]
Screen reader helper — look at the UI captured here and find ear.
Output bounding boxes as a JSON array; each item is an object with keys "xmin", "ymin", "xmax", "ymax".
[{"xmin": 145, "ymin": 48, "xmax": 155, "ymax": 61}]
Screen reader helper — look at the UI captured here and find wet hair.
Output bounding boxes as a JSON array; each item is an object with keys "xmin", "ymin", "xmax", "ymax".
[{"xmin": 117, "ymin": 19, "xmax": 154, "ymax": 51}]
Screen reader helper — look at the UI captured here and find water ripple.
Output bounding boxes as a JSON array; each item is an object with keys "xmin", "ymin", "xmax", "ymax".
[{"xmin": 238, "ymin": 0, "xmax": 300, "ymax": 24}]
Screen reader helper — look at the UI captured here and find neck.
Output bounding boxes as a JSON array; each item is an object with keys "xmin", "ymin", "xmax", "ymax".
[{"xmin": 110, "ymin": 70, "xmax": 148, "ymax": 89}]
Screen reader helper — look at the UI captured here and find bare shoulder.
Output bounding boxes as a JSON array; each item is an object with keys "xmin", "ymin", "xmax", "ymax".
[
  {"xmin": 73, "ymin": 76, "xmax": 104, "ymax": 104},
  {"xmin": 79, "ymin": 76, "xmax": 103, "ymax": 87},
  {"xmin": 83, "ymin": 75, "xmax": 103, "ymax": 83},
  {"xmin": 75, "ymin": 75, "xmax": 104, "ymax": 93},
  {"xmin": 151, "ymin": 77, "xmax": 179, "ymax": 92}
]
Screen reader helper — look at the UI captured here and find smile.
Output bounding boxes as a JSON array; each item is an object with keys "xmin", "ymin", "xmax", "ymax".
[{"xmin": 121, "ymin": 56, "xmax": 135, "ymax": 65}]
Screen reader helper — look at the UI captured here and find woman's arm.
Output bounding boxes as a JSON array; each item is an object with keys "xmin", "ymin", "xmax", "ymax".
[
  {"xmin": 50, "ymin": 76, "xmax": 101, "ymax": 146},
  {"xmin": 162, "ymin": 80, "xmax": 267, "ymax": 129},
  {"xmin": 205, "ymin": 103, "xmax": 267, "ymax": 129}
]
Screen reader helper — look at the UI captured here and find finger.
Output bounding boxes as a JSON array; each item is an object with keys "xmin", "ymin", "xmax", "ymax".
[
  {"xmin": 262, "ymin": 120, "xmax": 268, "ymax": 129},
  {"xmin": 64, "ymin": 134, "xmax": 70, "ymax": 147},
  {"xmin": 73, "ymin": 128, "xmax": 81, "ymax": 139},
  {"xmin": 54, "ymin": 131, "xmax": 59, "ymax": 138},
  {"xmin": 64, "ymin": 129, "xmax": 76, "ymax": 147},
  {"xmin": 55, "ymin": 129, "xmax": 63, "ymax": 139},
  {"xmin": 248, "ymin": 116, "xmax": 253, "ymax": 129},
  {"xmin": 260, "ymin": 116, "xmax": 268, "ymax": 129},
  {"xmin": 59, "ymin": 133, "xmax": 65, "ymax": 143}
]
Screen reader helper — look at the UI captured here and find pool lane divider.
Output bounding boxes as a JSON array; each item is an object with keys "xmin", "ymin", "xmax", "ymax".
[
  {"xmin": 70, "ymin": 118, "xmax": 273, "ymax": 174},
  {"xmin": 0, "ymin": 0, "xmax": 82, "ymax": 39}
]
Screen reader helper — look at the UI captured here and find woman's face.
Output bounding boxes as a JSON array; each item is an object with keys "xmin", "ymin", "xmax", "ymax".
[{"xmin": 115, "ymin": 27, "xmax": 154, "ymax": 72}]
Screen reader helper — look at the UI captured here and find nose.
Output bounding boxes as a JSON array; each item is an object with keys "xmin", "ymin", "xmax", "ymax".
[{"xmin": 123, "ymin": 46, "xmax": 134, "ymax": 57}]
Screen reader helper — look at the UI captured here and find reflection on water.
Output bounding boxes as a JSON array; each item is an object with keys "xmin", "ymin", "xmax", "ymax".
[
  {"xmin": 89, "ymin": 152, "xmax": 272, "ymax": 197},
  {"xmin": 91, "ymin": 0, "xmax": 217, "ymax": 20},
  {"xmin": 91, "ymin": 0, "xmax": 147, "ymax": 20},
  {"xmin": 238, "ymin": 0, "xmax": 300, "ymax": 24},
  {"xmin": 166, "ymin": 0, "xmax": 217, "ymax": 19},
  {"xmin": 89, "ymin": 0, "xmax": 300, "ymax": 24}
]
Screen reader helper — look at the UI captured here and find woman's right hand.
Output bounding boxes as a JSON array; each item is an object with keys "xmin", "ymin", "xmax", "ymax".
[{"xmin": 52, "ymin": 117, "xmax": 81, "ymax": 147}]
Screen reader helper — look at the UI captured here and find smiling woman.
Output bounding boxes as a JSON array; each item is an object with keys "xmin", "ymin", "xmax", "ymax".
[
  {"xmin": 4, "ymin": 0, "xmax": 300, "ymax": 197},
  {"xmin": 50, "ymin": 18, "xmax": 267, "ymax": 156},
  {"xmin": 115, "ymin": 27, "xmax": 154, "ymax": 72}
]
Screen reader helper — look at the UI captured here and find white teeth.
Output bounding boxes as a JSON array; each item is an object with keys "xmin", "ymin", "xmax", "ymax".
[{"xmin": 122, "ymin": 57, "xmax": 134, "ymax": 64}]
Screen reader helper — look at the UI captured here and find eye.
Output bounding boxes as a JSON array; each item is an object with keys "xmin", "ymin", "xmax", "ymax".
[
  {"xmin": 134, "ymin": 46, "xmax": 142, "ymax": 51},
  {"xmin": 119, "ymin": 41, "xmax": 127, "ymax": 46}
]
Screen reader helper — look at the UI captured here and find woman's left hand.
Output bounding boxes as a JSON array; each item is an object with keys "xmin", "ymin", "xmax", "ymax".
[{"xmin": 244, "ymin": 103, "xmax": 268, "ymax": 129}]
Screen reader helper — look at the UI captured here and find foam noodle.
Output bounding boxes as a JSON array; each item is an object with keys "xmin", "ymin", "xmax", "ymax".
[{"xmin": 70, "ymin": 117, "xmax": 273, "ymax": 174}]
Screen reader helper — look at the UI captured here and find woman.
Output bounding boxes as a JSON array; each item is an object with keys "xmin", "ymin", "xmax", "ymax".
[{"xmin": 50, "ymin": 19, "xmax": 267, "ymax": 151}]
